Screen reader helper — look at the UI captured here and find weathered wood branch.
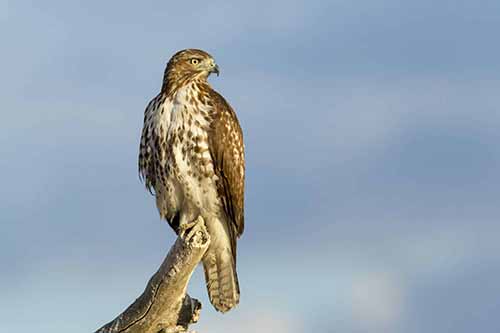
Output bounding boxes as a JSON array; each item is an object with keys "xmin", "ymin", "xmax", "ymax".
[{"xmin": 95, "ymin": 217, "xmax": 210, "ymax": 333}]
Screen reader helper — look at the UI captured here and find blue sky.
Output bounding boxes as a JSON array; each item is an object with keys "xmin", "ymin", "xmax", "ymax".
[{"xmin": 1, "ymin": 1, "xmax": 500, "ymax": 332}]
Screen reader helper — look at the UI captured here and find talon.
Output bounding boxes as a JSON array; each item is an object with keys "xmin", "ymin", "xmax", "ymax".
[
  {"xmin": 179, "ymin": 222, "xmax": 195, "ymax": 240},
  {"xmin": 179, "ymin": 216, "xmax": 205, "ymax": 242}
]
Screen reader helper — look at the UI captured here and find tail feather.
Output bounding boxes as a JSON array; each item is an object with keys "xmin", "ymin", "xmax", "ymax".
[{"xmin": 203, "ymin": 247, "xmax": 240, "ymax": 313}]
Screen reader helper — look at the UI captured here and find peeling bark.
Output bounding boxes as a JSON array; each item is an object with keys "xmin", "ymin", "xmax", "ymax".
[{"xmin": 95, "ymin": 217, "xmax": 209, "ymax": 333}]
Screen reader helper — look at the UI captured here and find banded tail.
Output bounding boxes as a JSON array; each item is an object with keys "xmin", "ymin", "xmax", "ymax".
[{"xmin": 202, "ymin": 243, "xmax": 240, "ymax": 313}]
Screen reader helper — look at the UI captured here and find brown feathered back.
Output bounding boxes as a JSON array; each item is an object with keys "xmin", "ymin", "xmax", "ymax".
[{"xmin": 207, "ymin": 90, "xmax": 245, "ymax": 261}]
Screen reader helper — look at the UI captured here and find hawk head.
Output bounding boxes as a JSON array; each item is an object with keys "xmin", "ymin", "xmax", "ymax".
[{"xmin": 165, "ymin": 49, "xmax": 219, "ymax": 82}]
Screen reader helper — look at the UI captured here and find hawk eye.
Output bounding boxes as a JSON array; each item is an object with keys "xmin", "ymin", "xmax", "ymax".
[{"xmin": 190, "ymin": 58, "xmax": 200, "ymax": 65}]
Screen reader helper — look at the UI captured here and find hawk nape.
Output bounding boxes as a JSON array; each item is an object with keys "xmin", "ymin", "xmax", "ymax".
[{"xmin": 138, "ymin": 49, "xmax": 245, "ymax": 313}]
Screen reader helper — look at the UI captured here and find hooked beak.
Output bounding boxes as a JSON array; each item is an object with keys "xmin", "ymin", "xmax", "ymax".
[{"xmin": 210, "ymin": 63, "xmax": 220, "ymax": 77}]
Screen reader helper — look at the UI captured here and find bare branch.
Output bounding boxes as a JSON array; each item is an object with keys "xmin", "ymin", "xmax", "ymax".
[{"xmin": 95, "ymin": 217, "xmax": 210, "ymax": 333}]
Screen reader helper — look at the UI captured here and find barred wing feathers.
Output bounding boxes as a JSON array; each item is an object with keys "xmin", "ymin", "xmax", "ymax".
[{"xmin": 208, "ymin": 91, "xmax": 245, "ymax": 254}]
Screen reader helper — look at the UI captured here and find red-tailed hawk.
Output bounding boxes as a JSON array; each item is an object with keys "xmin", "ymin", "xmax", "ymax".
[{"xmin": 138, "ymin": 49, "xmax": 245, "ymax": 313}]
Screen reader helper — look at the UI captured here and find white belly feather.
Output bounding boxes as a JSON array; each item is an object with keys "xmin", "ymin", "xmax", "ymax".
[{"xmin": 156, "ymin": 85, "xmax": 221, "ymax": 225}]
